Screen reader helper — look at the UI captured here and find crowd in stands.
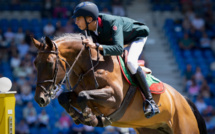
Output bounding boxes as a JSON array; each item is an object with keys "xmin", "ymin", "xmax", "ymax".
[
  {"xmin": 0, "ymin": 0, "xmax": 130, "ymax": 134},
  {"xmin": 3, "ymin": 0, "xmax": 215, "ymax": 133},
  {"xmin": 0, "ymin": 0, "xmax": 126, "ymax": 17},
  {"xmin": 159, "ymin": 0, "xmax": 215, "ymax": 133}
]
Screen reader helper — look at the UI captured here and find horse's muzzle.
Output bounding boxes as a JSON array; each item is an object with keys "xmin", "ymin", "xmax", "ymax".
[{"xmin": 34, "ymin": 95, "xmax": 50, "ymax": 107}]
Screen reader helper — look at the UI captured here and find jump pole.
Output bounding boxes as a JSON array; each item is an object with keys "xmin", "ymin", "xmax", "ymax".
[{"xmin": 0, "ymin": 91, "xmax": 16, "ymax": 134}]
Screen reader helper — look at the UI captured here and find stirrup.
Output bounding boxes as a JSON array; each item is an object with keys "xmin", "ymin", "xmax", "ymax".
[{"xmin": 143, "ymin": 99, "xmax": 159, "ymax": 118}]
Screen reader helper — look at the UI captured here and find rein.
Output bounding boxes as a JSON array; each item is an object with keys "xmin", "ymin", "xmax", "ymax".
[
  {"xmin": 59, "ymin": 36, "xmax": 100, "ymax": 91},
  {"xmin": 36, "ymin": 37, "xmax": 136, "ymax": 126},
  {"xmin": 58, "ymin": 40, "xmax": 87, "ymax": 91},
  {"xmin": 37, "ymin": 37, "xmax": 100, "ymax": 99}
]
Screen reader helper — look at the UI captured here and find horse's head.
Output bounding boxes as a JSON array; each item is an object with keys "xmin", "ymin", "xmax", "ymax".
[
  {"xmin": 32, "ymin": 33, "xmax": 100, "ymax": 107},
  {"xmin": 32, "ymin": 36, "xmax": 65, "ymax": 107}
]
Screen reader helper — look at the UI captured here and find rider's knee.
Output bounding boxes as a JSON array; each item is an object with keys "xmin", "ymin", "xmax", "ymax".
[
  {"xmin": 127, "ymin": 60, "xmax": 138, "ymax": 74},
  {"xmin": 127, "ymin": 60, "xmax": 133, "ymax": 69}
]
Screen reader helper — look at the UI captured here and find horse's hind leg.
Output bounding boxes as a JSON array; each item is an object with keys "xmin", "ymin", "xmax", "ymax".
[{"xmin": 58, "ymin": 92, "xmax": 85, "ymax": 124}]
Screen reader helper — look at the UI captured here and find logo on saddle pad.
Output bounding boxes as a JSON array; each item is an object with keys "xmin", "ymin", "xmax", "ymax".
[{"xmin": 113, "ymin": 26, "xmax": 117, "ymax": 31}]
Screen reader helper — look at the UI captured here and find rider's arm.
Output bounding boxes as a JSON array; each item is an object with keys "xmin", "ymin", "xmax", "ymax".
[{"xmin": 99, "ymin": 21, "xmax": 124, "ymax": 56}]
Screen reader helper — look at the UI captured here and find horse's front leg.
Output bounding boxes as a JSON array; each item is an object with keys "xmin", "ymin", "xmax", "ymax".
[
  {"xmin": 77, "ymin": 86, "xmax": 116, "ymax": 127},
  {"xmin": 58, "ymin": 92, "xmax": 85, "ymax": 124}
]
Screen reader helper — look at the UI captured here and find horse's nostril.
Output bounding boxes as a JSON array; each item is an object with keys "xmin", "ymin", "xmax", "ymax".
[{"xmin": 40, "ymin": 98, "xmax": 45, "ymax": 105}]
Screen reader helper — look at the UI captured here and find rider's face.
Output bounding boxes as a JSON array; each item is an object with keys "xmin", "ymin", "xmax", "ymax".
[{"xmin": 75, "ymin": 16, "xmax": 86, "ymax": 30}]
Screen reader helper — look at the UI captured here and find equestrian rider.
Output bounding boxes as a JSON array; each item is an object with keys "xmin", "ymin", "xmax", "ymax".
[{"xmin": 72, "ymin": 1, "xmax": 160, "ymax": 118}]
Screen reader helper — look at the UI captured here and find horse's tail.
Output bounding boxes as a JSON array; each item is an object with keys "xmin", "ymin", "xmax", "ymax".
[{"xmin": 184, "ymin": 96, "xmax": 207, "ymax": 134}]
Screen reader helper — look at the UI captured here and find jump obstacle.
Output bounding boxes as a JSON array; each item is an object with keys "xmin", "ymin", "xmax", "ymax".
[{"xmin": 0, "ymin": 91, "xmax": 16, "ymax": 134}]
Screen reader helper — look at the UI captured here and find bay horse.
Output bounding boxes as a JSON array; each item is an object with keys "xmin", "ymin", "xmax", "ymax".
[{"xmin": 32, "ymin": 34, "xmax": 206, "ymax": 134}]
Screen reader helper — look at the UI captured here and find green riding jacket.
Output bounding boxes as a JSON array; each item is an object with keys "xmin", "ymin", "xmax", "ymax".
[{"xmin": 89, "ymin": 13, "xmax": 150, "ymax": 56}]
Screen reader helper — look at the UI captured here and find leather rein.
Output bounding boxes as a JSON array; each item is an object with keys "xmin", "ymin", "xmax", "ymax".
[{"xmin": 36, "ymin": 38, "xmax": 100, "ymax": 99}]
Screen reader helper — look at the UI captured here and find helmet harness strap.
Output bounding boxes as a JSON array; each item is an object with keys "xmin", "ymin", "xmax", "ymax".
[
  {"xmin": 84, "ymin": 16, "xmax": 96, "ymax": 36},
  {"xmin": 84, "ymin": 17, "xmax": 89, "ymax": 30}
]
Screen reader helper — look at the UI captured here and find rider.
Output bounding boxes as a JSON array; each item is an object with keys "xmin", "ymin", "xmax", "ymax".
[{"xmin": 72, "ymin": 1, "xmax": 160, "ymax": 118}]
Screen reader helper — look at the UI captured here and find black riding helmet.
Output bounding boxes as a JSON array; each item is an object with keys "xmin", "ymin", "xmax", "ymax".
[{"xmin": 72, "ymin": 1, "xmax": 99, "ymax": 20}]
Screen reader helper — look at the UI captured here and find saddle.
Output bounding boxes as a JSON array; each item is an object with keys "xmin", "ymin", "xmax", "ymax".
[
  {"xmin": 104, "ymin": 50, "xmax": 165, "ymax": 125},
  {"xmin": 119, "ymin": 50, "xmax": 165, "ymax": 94}
]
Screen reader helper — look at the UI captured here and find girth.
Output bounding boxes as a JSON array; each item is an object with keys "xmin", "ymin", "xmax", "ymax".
[{"xmin": 99, "ymin": 85, "xmax": 137, "ymax": 126}]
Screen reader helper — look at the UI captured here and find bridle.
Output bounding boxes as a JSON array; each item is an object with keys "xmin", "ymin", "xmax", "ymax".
[
  {"xmin": 36, "ymin": 42, "xmax": 61, "ymax": 99},
  {"xmin": 36, "ymin": 38, "xmax": 100, "ymax": 99}
]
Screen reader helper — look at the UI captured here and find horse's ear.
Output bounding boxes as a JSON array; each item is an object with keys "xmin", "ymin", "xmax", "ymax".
[
  {"xmin": 45, "ymin": 36, "xmax": 53, "ymax": 49},
  {"xmin": 31, "ymin": 36, "xmax": 42, "ymax": 49}
]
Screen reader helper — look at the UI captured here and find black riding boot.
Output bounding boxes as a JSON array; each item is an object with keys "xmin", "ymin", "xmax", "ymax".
[{"xmin": 134, "ymin": 66, "xmax": 160, "ymax": 118}]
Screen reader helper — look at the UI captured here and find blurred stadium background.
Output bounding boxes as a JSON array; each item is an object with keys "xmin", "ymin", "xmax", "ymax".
[{"xmin": 0, "ymin": 0, "xmax": 215, "ymax": 133}]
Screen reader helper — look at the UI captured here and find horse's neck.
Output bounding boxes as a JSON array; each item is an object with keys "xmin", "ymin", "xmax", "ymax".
[
  {"xmin": 57, "ymin": 39, "xmax": 110, "ymax": 89},
  {"xmin": 58, "ymin": 40, "xmax": 92, "ymax": 75}
]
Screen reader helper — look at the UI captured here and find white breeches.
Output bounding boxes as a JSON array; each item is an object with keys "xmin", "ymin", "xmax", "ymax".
[{"xmin": 127, "ymin": 37, "xmax": 147, "ymax": 74}]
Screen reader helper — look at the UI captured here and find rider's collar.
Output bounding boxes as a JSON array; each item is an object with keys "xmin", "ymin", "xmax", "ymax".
[
  {"xmin": 94, "ymin": 17, "xmax": 102, "ymax": 36},
  {"xmin": 98, "ymin": 17, "xmax": 103, "ymax": 27}
]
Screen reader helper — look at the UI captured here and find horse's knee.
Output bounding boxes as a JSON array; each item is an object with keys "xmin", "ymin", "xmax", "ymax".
[
  {"xmin": 78, "ymin": 91, "xmax": 88, "ymax": 102},
  {"xmin": 77, "ymin": 91, "xmax": 88, "ymax": 110}
]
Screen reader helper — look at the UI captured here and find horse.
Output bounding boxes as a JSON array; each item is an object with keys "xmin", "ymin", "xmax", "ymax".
[{"xmin": 32, "ymin": 34, "xmax": 206, "ymax": 134}]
